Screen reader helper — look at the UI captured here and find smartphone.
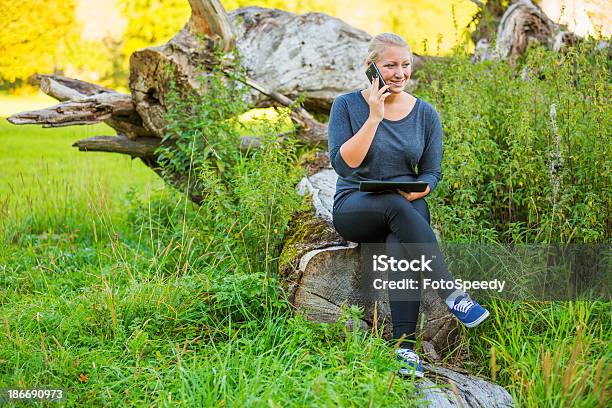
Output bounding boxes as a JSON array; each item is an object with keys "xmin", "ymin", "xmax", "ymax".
[{"xmin": 365, "ymin": 63, "xmax": 390, "ymax": 94}]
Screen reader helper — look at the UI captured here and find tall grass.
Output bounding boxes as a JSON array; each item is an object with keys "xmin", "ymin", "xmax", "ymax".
[
  {"xmin": 414, "ymin": 38, "xmax": 612, "ymax": 406},
  {"xmin": 462, "ymin": 300, "xmax": 610, "ymax": 407},
  {"xmin": 416, "ymin": 38, "xmax": 611, "ymax": 243},
  {"xmin": 0, "ymin": 84, "xmax": 422, "ymax": 405}
]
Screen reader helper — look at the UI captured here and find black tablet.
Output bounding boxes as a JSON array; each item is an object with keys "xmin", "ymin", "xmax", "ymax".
[{"xmin": 359, "ymin": 181, "xmax": 428, "ymax": 193}]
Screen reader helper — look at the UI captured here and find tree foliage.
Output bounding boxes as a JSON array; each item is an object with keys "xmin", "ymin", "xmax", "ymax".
[
  {"xmin": 118, "ymin": 0, "xmax": 190, "ymax": 58},
  {"xmin": 0, "ymin": 0, "xmax": 80, "ymax": 88}
]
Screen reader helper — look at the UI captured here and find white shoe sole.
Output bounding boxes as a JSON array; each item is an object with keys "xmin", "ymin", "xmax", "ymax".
[
  {"xmin": 462, "ymin": 309, "xmax": 490, "ymax": 328},
  {"xmin": 399, "ymin": 369, "xmax": 425, "ymax": 378}
]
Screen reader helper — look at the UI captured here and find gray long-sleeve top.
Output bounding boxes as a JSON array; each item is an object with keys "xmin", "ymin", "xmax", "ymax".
[{"xmin": 327, "ymin": 90, "xmax": 443, "ymax": 209}]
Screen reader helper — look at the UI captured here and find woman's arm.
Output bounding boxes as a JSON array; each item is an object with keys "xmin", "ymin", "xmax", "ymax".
[
  {"xmin": 416, "ymin": 106, "xmax": 443, "ymax": 192},
  {"xmin": 398, "ymin": 106, "xmax": 442, "ymax": 201},
  {"xmin": 327, "ymin": 97, "xmax": 356, "ymax": 177},
  {"xmin": 328, "ymin": 79, "xmax": 390, "ymax": 176},
  {"xmin": 339, "ymin": 117, "xmax": 381, "ymax": 168}
]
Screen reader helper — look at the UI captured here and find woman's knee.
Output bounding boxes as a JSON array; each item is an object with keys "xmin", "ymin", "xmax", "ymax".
[
  {"xmin": 383, "ymin": 196, "xmax": 437, "ymax": 242},
  {"xmin": 410, "ymin": 198, "xmax": 430, "ymax": 224},
  {"xmin": 383, "ymin": 194, "xmax": 418, "ymax": 220},
  {"xmin": 332, "ymin": 208, "xmax": 388, "ymax": 243}
]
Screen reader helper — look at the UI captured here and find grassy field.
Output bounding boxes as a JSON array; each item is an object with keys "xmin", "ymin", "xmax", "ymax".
[
  {"xmin": 0, "ymin": 107, "xmax": 421, "ymax": 406},
  {"xmin": 0, "ymin": 119, "xmax": 164, "ymax": 244},
  {"xmin": 0, "ymin": 121, "xmax": 161, "ymax": 194},
  {"xmin": 1, "ymin": 96, "xmax": 610, "ymax": 406}
]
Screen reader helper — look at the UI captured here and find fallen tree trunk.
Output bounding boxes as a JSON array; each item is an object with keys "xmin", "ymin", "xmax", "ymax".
[{"xmin": 280, "ymin": 158, "xmax": 514, "ymax": 407}]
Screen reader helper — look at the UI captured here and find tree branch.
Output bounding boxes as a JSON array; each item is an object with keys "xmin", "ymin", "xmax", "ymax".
[
  {"xmin": 72, "ymin": 135, "xmax": 161, "ymax": 157},
  {"xmin": 7, "ymin": 93, "xmax": 134, "ymax": 127},
  {"xmin": 8, "ymin": 76, "xmax": 155, "ymax": 138},
  {"xmin": 187, "ymin": 0, "xmax": 235, "ymax": 51},
  {"xmin": 225, "ymin": 71, "xmax": 328, "ymax": 146}
]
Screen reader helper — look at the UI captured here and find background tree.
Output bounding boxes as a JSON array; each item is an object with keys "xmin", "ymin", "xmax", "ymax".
[
  {"xmin": 118, "ymin": 0, "xmax": 190, "ymax": 58},
  {"xmin": 0, "ymin": 0, "xmax": 80, "ymax": 90},
  {"xmin": 116, "ymin": 0, "xmax": 190, "ymax": 86}
]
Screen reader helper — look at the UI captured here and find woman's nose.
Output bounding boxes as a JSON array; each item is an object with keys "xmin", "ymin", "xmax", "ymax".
[{"xmin": 393, "ymin": 67, "xmax": 405, "ymax": 77}]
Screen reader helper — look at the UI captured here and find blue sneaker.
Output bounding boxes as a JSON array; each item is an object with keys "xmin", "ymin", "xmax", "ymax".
[
  {"xmin": 396, "ymin": 348, "xmax": 424, "ymax": 378},
  {"xmin": 450, "ymin": 294, "xmax": 490, "ymax": 328}
]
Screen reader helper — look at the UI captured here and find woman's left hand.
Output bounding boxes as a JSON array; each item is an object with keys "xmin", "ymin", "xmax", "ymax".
[
  {"xmin": 397, "ymin": 189, "xmax": 416, "ymax": 201},
  {"xmin": 397, "ymin": 185, "xmax": 430, "ymax": 202}
]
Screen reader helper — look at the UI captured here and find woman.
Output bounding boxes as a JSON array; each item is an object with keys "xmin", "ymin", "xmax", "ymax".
[{"xmin": 328, "ymin": 33, "xmax": 489, "ymax": 378}]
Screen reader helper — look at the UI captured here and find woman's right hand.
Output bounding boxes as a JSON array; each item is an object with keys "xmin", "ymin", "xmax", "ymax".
[{"xmin": 367, "ymin": 77, "xmax": 391, "ymax": 123}]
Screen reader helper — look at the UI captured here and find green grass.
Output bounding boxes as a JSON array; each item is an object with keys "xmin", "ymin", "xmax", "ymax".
[
  {"xmin": 1, "ymin": 89, "xmax": 610, "ymax": 407},
  {"xmin": 462, "ymin": 300, "xmax": 611, "ymax": 407},
  {"xmin": 0, "ymin": 119, "xmax": 163, "ymax": 210},
  {"xmin": 0, "ymin": 110, "xmax": 422, "ymax": 406}
]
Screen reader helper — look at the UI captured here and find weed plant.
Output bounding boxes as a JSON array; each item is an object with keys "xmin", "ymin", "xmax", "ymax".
[{"xmin": 416, "ymin": 38, "xmax": 611, "ymax": 243}]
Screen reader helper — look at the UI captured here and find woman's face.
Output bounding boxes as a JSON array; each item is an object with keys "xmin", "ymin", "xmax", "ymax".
[{"xmin": 376, "ymin": 46, "xmax": 412, "ymax": 93}]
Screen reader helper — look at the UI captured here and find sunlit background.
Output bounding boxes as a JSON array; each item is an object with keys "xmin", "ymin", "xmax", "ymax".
[{"xmin": 0, "ymin": 0, "xmax": 610, "ymax": 112}]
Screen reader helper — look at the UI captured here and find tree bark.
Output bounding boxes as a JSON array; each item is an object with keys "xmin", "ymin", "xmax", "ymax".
[{"xmin": 495, "ymin": 0, "xmax": 581, "ymax": 63}]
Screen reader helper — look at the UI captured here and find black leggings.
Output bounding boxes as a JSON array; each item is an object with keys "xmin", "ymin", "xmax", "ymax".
[{"xmin": 332, "ymin": 191, "xmax": 455, "ymax": 347}]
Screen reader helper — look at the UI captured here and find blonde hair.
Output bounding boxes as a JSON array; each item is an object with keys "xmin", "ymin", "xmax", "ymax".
[{"xmin": 364, "ymin": 33, "xmax": 413, "ymax": 69}]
